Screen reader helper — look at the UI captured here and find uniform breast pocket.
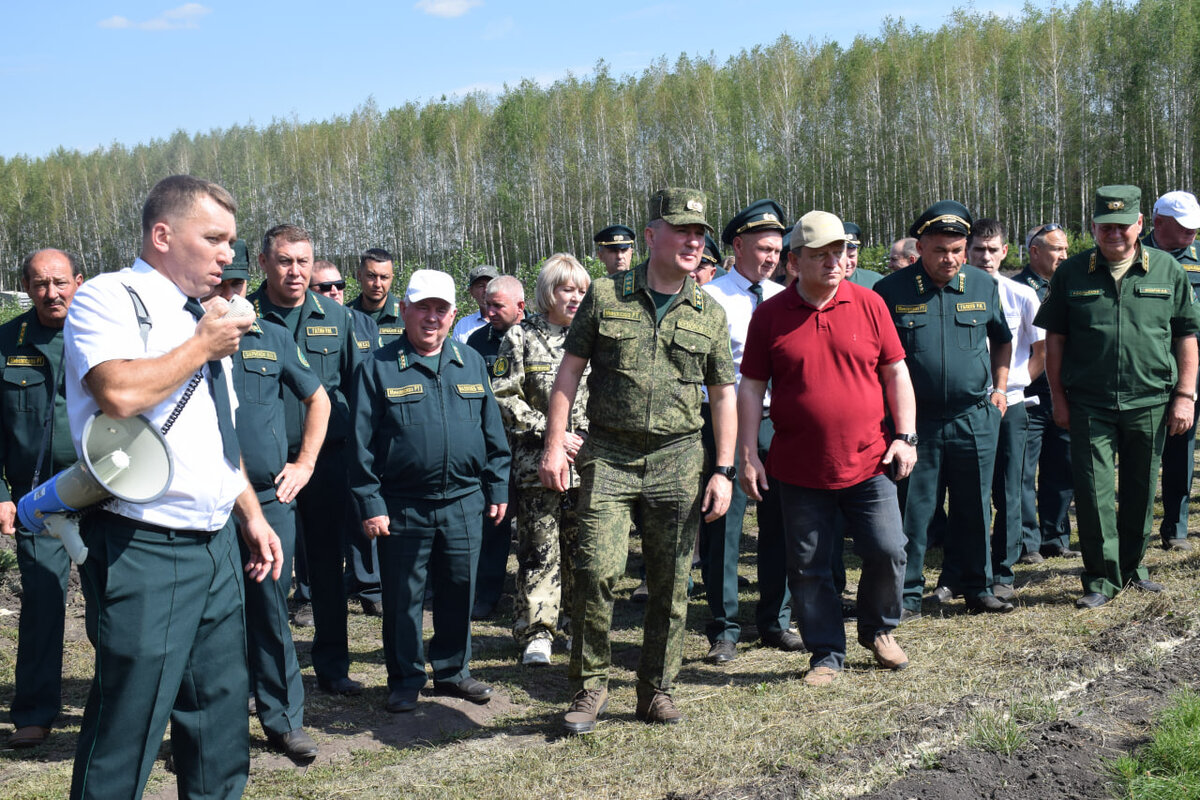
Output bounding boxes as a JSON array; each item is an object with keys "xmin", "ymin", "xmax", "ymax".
[
  {"xmin": 454, "ymin": 382, "xmax": 486, "ymax": 420},
  {"xmin": 954, "ymin": 309, "xmax": 986, "ymax": 351},
  {"xmin": 895, "ymin": 314, "xmax": 928, "ymax": 354},
  {"xmin": 386, "ymin": 386, "xmax": 427, "ymax": 426},
  {"xmin": 303, "ymin": 338, "xmax": 338, "ymax": 377},
  {"xmin": 596, "ymin": 319, "xmax": 639, "ymax": 369},
  {"xmin": 669, "ymin": 326, "xmax": 711, "ymax": 383},
  {"xmin": 240, "ymin": 358, "xmax": 281, "ymax": 404},
  {"xmin": 2, "ymin": 367, "xmax": 45, "ymax": 412}
]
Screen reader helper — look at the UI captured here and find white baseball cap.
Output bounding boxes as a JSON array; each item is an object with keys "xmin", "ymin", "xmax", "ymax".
[
  {"xmin": 404, "ymin": 269, "xmax": 457, "ymax": 306},
  {"xmin": 1154, "ymin": 191, "xmax": 1200, "ymax": 229}
]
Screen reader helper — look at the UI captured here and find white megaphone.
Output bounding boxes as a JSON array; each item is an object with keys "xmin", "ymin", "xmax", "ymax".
[{"xmin": 17, "ymin": 412, "xmax": 173, "ymax": 564}]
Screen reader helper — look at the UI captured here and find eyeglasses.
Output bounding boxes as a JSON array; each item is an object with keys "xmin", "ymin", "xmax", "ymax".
[
  {"xmin": 1027, "ymin": 223, "xmax": 1063, "ymax": 249},
  {"xmin": 313, "ymin": 280, "xmax": 345, "ymax": 292}
]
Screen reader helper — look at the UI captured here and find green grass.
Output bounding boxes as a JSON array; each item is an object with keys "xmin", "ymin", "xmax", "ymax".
[{"xmin": 1111, "ymin": 689, "xmax": 1200, "ymax": 799}]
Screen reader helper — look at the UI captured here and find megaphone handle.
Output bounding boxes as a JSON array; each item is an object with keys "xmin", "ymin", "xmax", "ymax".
[{"xmin": 43, "ymin": 514, "xmax": 89, "ymax": 565}]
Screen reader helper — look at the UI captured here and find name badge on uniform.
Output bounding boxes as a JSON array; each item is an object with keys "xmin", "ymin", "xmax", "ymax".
[
  {"xmin": 307, "ymin": 326, "xmax": 338, "ymax": 336},
  {"xmin": 6, "ymin": 355, "xmax": 44, "ymax": 367},
  {"xmin": 356, "ymin": 339, "xmax": 371, "ymax": 350},
  {"xmin": 675, "ymin": 317, "xmax": 710, "ymax": 335},
  {"xmin": 456, "ymin": 383, "xmax": 485, "ymax": 395},
  {"xmin": 601, "ymin": 309, "xmax": 641, "ymax": 322},
  {"xmin": 241, "ymin": 349, "xmax": 277, "ymax": 361},
  {"xmin": 894, "ymin": 304, "xmax": 927, "ymax": 314},
  {"xmin": 956, "ymin": 301, "xmax": 986, "ymax": 312},
  {"xmin": 1135, "ymin": 285, "xmax": 1171, "ymax": 297},
  {"xmin": 525, "ymin": 363, "xmax": 552, "ymax": 373},
  {"xmin": 379, "ymin": 326, "xmax": 404, "ymax": 335},
  {"xmin": 386, "ymin": 385, "xmax": 423, "ymax": 398},
  {"xmin": 1068, "ymin": 289, "xmax": 1102, "ymax": 298}
]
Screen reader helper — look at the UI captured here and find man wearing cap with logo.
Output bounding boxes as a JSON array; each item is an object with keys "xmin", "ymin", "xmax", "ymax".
[
  {"xmin": 1144, "ymin": 191, "xmax": 1200, "ymax": 551},
  {"xmin": 351, "ymin": 269, "xmax": 511, "ymax": 714},
  {"xmin": 218, "ymin": 241, "xmax": 330, "ymax": 761},
  {"xmin": 843, "ymin": 222, "xmax": 880, "ymax": 288},
  {"xmin": 542, "ymin": 188, "xmax": 736, "ymax": 733},
  {"xmin": 349, "ymin": 248, "xmax": 405, "ymax": 346},
  {"xmin": 741, "ymin": 210, "xmax": 915, "ymax": 686},
  {"xmin": 452, "ymin": 265, "xmax": 499, "ymax": 343},
  {"xmin": 248, "ymin": 224, "xmax": 364, "ymax": 696},
  {"xmin": 698, "ymin": 199, "xmax": 798, "ymax": 665},
  {"xmin": 3, "ymin": 248, "xmax": 83, "ymax": 749},
  {"xmin": 875, "ymin": 201, "xmax": 1014, "ymax": 617},
  {"xmin": 1036, "ymin": 185, "xmax": 1200, "ymax": 608},
  {"xmin": 594, "ymin": 225, "xmax": 636, "ymax": 275},
  {"xmin": 1015, "ymin": 222, "xmax": 1076, "ymax": 564}
]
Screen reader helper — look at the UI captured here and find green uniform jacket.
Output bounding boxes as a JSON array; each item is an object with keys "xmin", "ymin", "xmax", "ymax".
[
  {"xmin": 230, "ymin": 320, "xmax": 323, "ymax": 492},
  {"xmin": 1034, "ymin": 245, "xmax": 1200, "ymax": 410},
  {"xmin": 564, "ymin": 262, "xmax": 735, "ymax": 448},
  {"xmin": 248, "ymin": 287, "xmax": 360, "ymax": 450},
  {"xmin": 348, "ymin": 307, "xmax": 381, "ymax": 355},
  {"xmin": 846, "ymin": 267, "xmax": 881, "ymax": 288},
  {"xmin": 875, "ymin": 262, "xmax": 1012, "ymax": 418},
  {"xmin": 350, "ymin": 335, "xmax": 511, "ymax": 521},
  {"xmin": 1143, "ymin": 230, "xmax": 1200, "ymax": 291},
  {"xmin": 0, "ymin": 311, "xmax": 75, "ymax": 503},
  {"xmin": 350, "ymin": 292, "xmax": 405, "ymax": 345}
]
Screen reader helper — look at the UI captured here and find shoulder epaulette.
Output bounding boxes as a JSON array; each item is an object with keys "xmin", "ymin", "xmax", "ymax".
[
  {"xmin": 1088, "ymin": 252, "xmax": 1097, "ymax": 274},
  {"xmin": 692, "ymin": 281, "xmax": 705, "ymax": 310},
  {"xmin": 311, "ymin": 294, "xmax": 325, "ymax": 315},
  {"xmin": 956, "ymin": 271, "xmax": 965, "ymax": 292},
  {"xmin": 621, "ymin": 270, "xmax": 636, "ymax": 297},
  {"xmin": 398, "ymin": 351, "xmax": 408, "ymax": 370},
  {"xmin": 914, "ymin": 271, "xmax": 926, "ymax": 295}
]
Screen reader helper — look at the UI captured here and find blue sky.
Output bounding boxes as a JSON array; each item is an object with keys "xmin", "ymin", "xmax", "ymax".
[{"xmin": 1, "ymin": 0, "xmax": 1040, "ymax": 159}]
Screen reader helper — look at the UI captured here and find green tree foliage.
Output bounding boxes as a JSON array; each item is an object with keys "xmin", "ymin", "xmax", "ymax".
[{"xmin": 1, "ymin": 0, "xmax": 1196, "ymax": 287}]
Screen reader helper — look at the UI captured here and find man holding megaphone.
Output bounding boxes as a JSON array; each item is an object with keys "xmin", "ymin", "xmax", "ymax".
[{"xmin": 61, "ymin": 175, "xmax": 282, "ymax": 800}]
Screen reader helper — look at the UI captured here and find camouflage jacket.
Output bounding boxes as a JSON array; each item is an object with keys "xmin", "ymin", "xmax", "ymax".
[{"xmin": 492, "ymin": 314, "xmax": 589, "ymax": 488}]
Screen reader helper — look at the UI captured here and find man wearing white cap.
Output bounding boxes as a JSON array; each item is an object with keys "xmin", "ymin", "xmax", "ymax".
[
  {"xmin": 1145, "ymin": 190, "xmax": 1200, "ymax": 550},
  {"xmin": 350, "ymin": 269, "xmax": 511, "ymax": 714}
]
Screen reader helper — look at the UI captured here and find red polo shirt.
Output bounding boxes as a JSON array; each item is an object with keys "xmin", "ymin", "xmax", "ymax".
[{"xmin": 741, "ymin": 280, "xmax": 906, "ymax": 490}]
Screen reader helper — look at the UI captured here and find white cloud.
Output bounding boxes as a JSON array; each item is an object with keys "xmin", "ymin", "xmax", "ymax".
[
  {"xmin": 415, "ymin": 0, "xmax": 483, "ymax": 18},
  {"xmin": 481, "ymin": 16, "xmax": 514, "ymax": 40},
  {"xmin": 97, "ymin": 4, "xmax": 211, "ymax": 31}
]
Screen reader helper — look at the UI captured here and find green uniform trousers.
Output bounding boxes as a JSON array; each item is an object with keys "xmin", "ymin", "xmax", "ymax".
[
  {"xmin": 238, "ymin": 488, "xmax": 303, "ymax": 737},
  {"xmin": 900, "ymin": 402, "xmax": 1000, "ymax": 610},
  {"xmin": 11, "ymin": 530, "xmax": 70, "ymax": 730},
  {"xmin": 571, "ymin": 434, "xmax": 704, "ymax": 700},
  {"xmin": 72, "ymin": 513, "xmax": 248, "ymax": 800},
  {"xmin": 296, "ymin": 444, "xmax": 351, "ymax": 683},
  {"xmin": 378, "ymin": 491, "xmax": 484, "ymax": 691},
  {"xmin": 1069, "ymin": 402, "xmax": 1166, "ymax": 597}
]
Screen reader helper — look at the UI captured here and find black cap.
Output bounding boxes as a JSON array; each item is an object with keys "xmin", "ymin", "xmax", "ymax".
[
  {"xmin": 721, "ymin": 199, "xmax": 786, "ymax": 246},
  {"xmin": 909, "ymin": 200, "xmax": 972, "ymax": 239},
  {"xmin": 843, "ymin": 221, "xmax": 862, "ymax": 247},
  {"xmin": 222, "ymin": 239, "xmax": 250, "ymax": 281},
  {"xmin": 779, "ymin": 225, "xmax": 795, "ymax": 261},
  {"xmin": 702, "ymin": 233, "xmax": 722, "ymax": 265},
  {"xmin": 594, "ymin": 225, "xmax": 636, "ymax": 249}
]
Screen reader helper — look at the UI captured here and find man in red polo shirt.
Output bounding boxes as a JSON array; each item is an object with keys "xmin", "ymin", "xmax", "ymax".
[{"xmin": 739, "ymin": 210, "xmax": 917, "ymax": 687}]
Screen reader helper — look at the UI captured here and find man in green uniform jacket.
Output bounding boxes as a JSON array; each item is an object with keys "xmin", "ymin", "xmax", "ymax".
[
  {"xmin": 3, "ymin": 248, "xmax": 83, "ymax": 749},
  {"xmin": 349, "ymin": 247, "xmax": 405, "ymax": 345},
  {"xmin": 351, "ymin": 269, "xmax": 511, "ymax": 714},
  {"xmin": 1036, "ymin": 185, "xmax": 1200, "ymax": 608},
  {"xmin": 541, "ymin": 188, "xmax": 738, "ymax": 734}
]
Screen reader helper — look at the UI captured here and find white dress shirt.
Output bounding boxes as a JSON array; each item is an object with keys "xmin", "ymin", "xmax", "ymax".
[
  {"xmin": 701, "ymin": 268, "xmax": 783, "ymax": 401},
  {"xmin": 451, "ymin": 309, "xmax": 488, "ymax": 344},
  {"xmin": 993, "ymin": 273, "xmax": 1045, "ymax": 401},
  {"xmin": 64, "ymin": 259, "xmax": 245, "ymax": 530}
]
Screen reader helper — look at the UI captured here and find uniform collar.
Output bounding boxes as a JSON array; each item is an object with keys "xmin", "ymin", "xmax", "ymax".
[
  {"xmin": 14, "ymin": 308, "xmax": 62, "ymax": 350},
  {"xmin": 250, "ymin": 286, "xmax": 327, "ymax": 323},
  {"xmin": 395, "ymin": 334, "xmax": 464, "ymax": 373},
  {"xmin": 353, "ymin": 292, "xmax": 402, "ymax": 321},
  {"xmin": 623, "ymin": 261, "xmax": 707, "ymax": 311},
  {"xmin": 1019, "ymin": 264, "xmax": 1049, "ymax": 289},
  {"xmin": 915, "ymin": 260, "xmax": 967, "ymax": 294}
]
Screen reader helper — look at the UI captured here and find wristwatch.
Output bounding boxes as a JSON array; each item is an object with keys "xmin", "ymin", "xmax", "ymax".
[
  {"xmin": 894, "ymin": 433, "xmax": 919, "ymax": 446},
  {"xmin": 713, "ymin": 465, "xmax": 737, "ymax": 480},
  {"xmin": 1173, "ymin": 388, "xmax": 1199, "ymax": 402}
]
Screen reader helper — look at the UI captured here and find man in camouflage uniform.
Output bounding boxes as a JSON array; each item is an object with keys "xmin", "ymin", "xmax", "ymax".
[{"xmin": 541, "ymin": 188, "xmax": 737, "ymax": 734}]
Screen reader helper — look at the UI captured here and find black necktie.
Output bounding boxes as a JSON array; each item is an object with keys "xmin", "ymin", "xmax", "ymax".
[
  {"xmin": 749, "ymin": 282, "xmax": 763, "ymax": 308},
  {"xmin": 184, "ymin": 299, "xmax": 240, "ymax": 466}
]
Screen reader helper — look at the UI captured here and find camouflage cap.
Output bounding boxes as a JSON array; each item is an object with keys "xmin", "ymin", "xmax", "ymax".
[
  {"xmin": 648, "ymin": 187, "xmax": 714, "ymax": 234},
  {"xmin": 1093, "ymin": 185, "xmax": 1141, "ymax": 225},
  {"xmin": 222, "ymin": 239, "xmax": 250, "ymax": 281}
]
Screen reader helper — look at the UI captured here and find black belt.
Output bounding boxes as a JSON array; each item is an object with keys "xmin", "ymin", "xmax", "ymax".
[{"xmin": 95, "ymin": 509, "xmax": 216, "ymax": 537}]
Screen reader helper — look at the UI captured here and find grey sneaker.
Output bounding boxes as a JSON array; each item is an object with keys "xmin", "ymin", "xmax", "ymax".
[
  {"xmin": 635, "ymin": 690, "xmax": 684, "ymax": 725},
  {"xmin": 521, "ymin": 638, "xmax": 552, "ymax": 666},
  {"xmin": 563, "ymin": 687, "xmax": 608, "ymax": 735}
]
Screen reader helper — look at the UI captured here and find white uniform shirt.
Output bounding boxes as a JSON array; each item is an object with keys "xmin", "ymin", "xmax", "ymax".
[
  {"xmin": 451, "ymin": 310, "xmax": 487, "ymax": 344},
  {"xmin": 701, "ymin": 268, "xmax": 784, "ymax": 402},
  {"xmin": 64, "ymin": 259, "xmax": 245, "ymax": 530},
  {"xmin": 993, "ymin": 273, "xmax": 1044, "ymax": 401}
]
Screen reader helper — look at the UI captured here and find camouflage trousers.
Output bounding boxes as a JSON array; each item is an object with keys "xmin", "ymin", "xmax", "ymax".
[
  {"xmin": 570, "ymin": 433, "xmax": 705, "ymax": 701},
  {"xmin": 512, "ymin": 486, "xmax": 579, "ymax": 646}
]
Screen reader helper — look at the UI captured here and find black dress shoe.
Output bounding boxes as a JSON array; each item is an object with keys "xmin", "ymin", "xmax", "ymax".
[
  {"xmin": 965, "ymin": 595, "xmax": 1014, "ymax": 614},
  {"xmin": 1018, "ymin": 550, "xmax": 1045, "ymax": 565},
  {"xmin": 317, "ymin": 676, "xmax": 364, "ymax": 696},
  {"xmin": 1042, "ymin": 545, "xmax": 1080, "ymax": 558},
  {"xmin": 1129, "ymin": 579, "xmax": 1165, "ymax": 593},
  {"xmin": 360, "ymin": 597, "xmax": 383, "ymax": 617},
  {"xmin": 706, "ymin": 639, "xmax": 737, "ymax": 664},
  {"xmin": 1076, "ymin": 592, "xmax": 1110, "ymax": 609},
  {"xmin": 433, "ymin": 677, "xmax": 494, "ymax": 704},
  {"xmin": 266, "ymin": 728, "xmax": 319, "ymax": 762},
  {"xmin": 931, "ymin": 585, "xmax": 955, "ymax": 604},
  {"xmin": 762, "ymin": 630, "xmax": 806, "ymax": 652},
  {"xmin": 386, "ymin": 688, "xmax": 420, "ymax": 713},
  {"xmin": 471, "ymin": 600, "xmax": 497, "ymax": 620},
  {"xmin": 291, "ymin": 602, "xmax": 315, "ymax": 628}
]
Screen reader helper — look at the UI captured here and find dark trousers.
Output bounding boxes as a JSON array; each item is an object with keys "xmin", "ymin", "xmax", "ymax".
[
  {"xmin": 345, "ymin": 500, "xmax": 381, "ymax": 606},
  {"xmin": 72, "ymin": 515, "xmax": 248, "ymax": 800},
  {"xmin": 991, "ymin": 401, "xmax": 1029, "ymax": 585},
  {"xmin": 473, "ymin": 498, "xmax": 513, "ymax": 613},
  {"xmin": 1160, "ymin": 399, "xmax": 1199, "ymax": 543},
  {"xmin": 1070, "ymin": 402, "xmax": 1166, "ymax": 598},
  {"xmin": 1021, "ymin": 398, "xmax": 1074, "ymax": 554},
  {"xmin": 778, "ymin": 475, "xmax": 906, "ymax": 670},
  {"xmin": 698, "ymin": 406, "xmax": 791, "ymax": 644},
  {"xmin": 900, "ymin": 403, "xmax": 1000, "ymax": 610},
  {"xmin": 296, "ymin": 445, "xmax": 351, "ymax": 683},
  {"xmin": 239, "ymin": 489, "xmax": 304, "ymax": 737},
  {"xmin": 11, "ymin": 529, "xmax": 70, "ymax": 730},
  {"xmin": 378, "ymin": 491, "xmax": 484, "ymax": 691}
]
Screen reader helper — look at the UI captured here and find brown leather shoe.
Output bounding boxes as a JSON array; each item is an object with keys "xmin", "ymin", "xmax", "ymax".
[
  {"xmin": 635, "ymin": 690, "xmax": 684, "ymax": 725},
  {"xmin": 9, "ymin": 725, "xmax": 50, "ymax": 748},
  {"xmin": 868, "ymin": 632, "xmax": 909, "ymax": 670},
  {"xmin": 563, "ymin": 687, "xmax": 608, "ymax": 735},
  {"xmin": 803, "ymin": 666, "xmax": 839, "ymax": 687}
]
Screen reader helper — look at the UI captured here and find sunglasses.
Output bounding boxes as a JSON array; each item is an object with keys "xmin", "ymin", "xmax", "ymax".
[
  {"xmin": 1028, "ymin": 223, "xmax": 1063, "ymax": 247},
  {"xmin": 313, "ymin": 280, "xmax": 346, "ymax": 292}
]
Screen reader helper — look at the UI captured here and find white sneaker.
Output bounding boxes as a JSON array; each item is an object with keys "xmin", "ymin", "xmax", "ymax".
[{"xmin": 522, "ymin": 638, "xmax": 552, "ymax": 666}]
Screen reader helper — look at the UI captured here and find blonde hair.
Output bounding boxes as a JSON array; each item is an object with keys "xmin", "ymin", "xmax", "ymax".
[{"xmin": 535, "ymin": 253, "xmax": 590, "ymax": 314}]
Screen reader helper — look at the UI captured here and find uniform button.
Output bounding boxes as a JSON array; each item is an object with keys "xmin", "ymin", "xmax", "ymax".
[
  {"xmin": 261, "ymin": 367, "xmax": 267, "ymax": 373},
  {"xmin": 323, "ymin": 347, "xmax": 329, "ymax": 353},
  {"xmin": 20, "ymin": 380, "xmax": 26, "ymax": 385}
]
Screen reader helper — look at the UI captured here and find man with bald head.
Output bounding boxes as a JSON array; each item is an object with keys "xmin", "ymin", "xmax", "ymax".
[
  {"xmin": 889, "ymin": 238, "xmax": 919, "ymax": 271},
  {"xmin": 4, "ymin": 248, "xmax": 83, "ymax": 748}
]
